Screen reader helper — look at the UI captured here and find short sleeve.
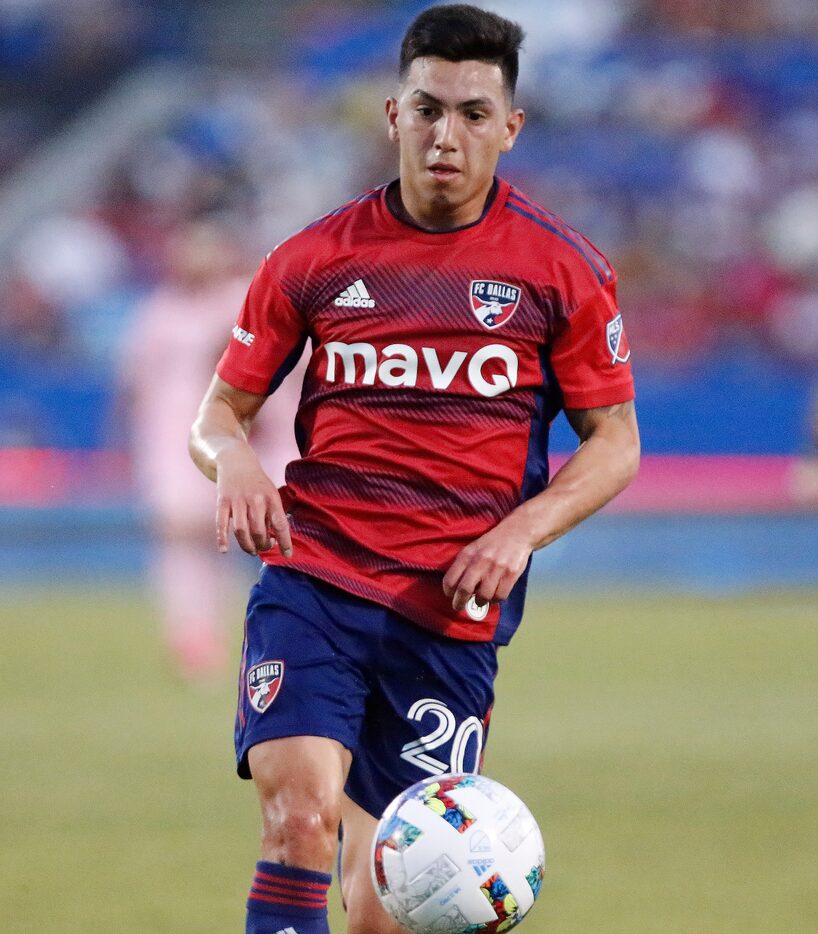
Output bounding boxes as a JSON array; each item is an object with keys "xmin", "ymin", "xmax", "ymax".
[
  {"xmin": 550, "ymin": 280, "xmax": 635, "ymax": 409},
  {"xmin": 216, "ymin": 256, "xmax": 307, "ymax": 396}
]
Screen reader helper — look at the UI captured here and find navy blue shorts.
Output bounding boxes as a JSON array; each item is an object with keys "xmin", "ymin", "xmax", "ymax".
[{"xmin": 235, "ymin": 565, "xmax": 498, "ymax": 818}]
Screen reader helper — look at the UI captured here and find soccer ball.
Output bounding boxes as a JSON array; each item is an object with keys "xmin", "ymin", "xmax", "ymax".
[{"xmin": 371, "ymin": 773, "xmax": 545, "ymax": 934}]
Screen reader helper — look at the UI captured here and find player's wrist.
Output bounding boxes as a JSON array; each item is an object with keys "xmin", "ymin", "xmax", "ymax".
[
  {"xmin": 505, "ymin": 501, "xmax": 557, "ymax": 553},
  {"xmin": 213, "ymin": 438, "xmax": 260, "ymax": 475}
]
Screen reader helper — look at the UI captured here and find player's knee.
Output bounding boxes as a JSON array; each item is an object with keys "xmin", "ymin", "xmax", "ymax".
[
  {"xmin": 258, "ymin": 790, "xmax": 341, "ymax": 867},
  {"xmin": 263, "ymin": 801, "xmax": 339, "ymax": 844}
]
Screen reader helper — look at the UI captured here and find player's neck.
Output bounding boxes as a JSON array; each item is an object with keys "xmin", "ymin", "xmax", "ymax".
[{"xmin": 390, "ymin": 179, "xmax": 496, "ymax": 232}]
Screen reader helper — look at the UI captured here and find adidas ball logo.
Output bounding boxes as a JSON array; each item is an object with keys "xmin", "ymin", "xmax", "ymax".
[{"xmin": 334, "ymin": 278, "xmax": 375, "ymax": 308}]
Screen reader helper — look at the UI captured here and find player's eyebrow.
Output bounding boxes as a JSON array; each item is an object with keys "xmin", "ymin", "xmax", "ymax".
[{"xmin": 411, "ymin": 89, "xmax": 495, "ymax": 111}]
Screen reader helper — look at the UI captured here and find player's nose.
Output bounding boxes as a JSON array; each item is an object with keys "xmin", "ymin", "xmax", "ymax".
[{"xmin": 433, "ymin": 114, "xmax": 457, "ymax": 151}]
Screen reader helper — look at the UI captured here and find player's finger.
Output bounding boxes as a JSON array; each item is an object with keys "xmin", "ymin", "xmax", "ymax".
[
  {"xmin": 494, "ymin": 568, "xmax": 521, "ymax": 602},
  {"xmin": 453, "ymin": 585, "xmax": 477, "ymax": 612},
  {"xmin": 231, "ymin": 502, "xmax": 258, "ymax": 555},
  {"xmin": 474, "ymin": 566, "xmax": 503, "ymax": 605},
  {"xmin": 216, "ymin": 497, "xmax": 231, "ymax": 553},
  {"xmin": 247, "ymin": 494, "xmax": 273, "ymax": 552},
  {"xmin": 250, "ymin": 526, "xmax": 273, "ymax": 552},
  {"xmin": 267, "ymin": 507, "xmax": 292, "ymax": 558},
  {"xmin": 451, "ymin": 561, "xmax": 487, "ymax": 612},
  {"xmin": 442, "ymin": 550, "xmax": 472, "ymax": 598}
]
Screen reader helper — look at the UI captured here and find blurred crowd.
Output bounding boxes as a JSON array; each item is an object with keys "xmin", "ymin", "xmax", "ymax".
[
  {"xmin": 1, "ymin": 0, "xmax": 818, "ymax": 451},
  {"xmin": 3, "ymin": 0, "xmax": 818, "ymax": 674}
]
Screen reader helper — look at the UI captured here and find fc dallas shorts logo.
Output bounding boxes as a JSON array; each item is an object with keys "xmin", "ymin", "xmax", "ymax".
[{"xmin": 247, "ymin": 660, "xmax": 284, "ymax": 713}]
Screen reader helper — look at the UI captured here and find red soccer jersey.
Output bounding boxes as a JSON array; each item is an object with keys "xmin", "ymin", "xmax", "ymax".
[{"xmin": 217, "ymin": 178, "xmax": 634, "ymax": 643}]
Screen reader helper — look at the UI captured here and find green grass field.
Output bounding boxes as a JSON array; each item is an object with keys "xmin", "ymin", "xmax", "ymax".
[{"xmin": 1, "ymin": 586, "xmax": 816, "ymax": 933}]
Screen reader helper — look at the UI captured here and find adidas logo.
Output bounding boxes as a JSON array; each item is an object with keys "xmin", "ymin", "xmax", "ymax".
[
  {"xmin": 334, "ymin": 279, "xmax": 375, "ymax": 308},
  {"xmin": 274, "ymin": 928, "xmax": 298, "ymax": 934}
]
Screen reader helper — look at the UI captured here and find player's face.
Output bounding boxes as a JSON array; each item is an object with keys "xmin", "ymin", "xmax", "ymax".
[{"xmin": 386, "ymin": 57, "xmax": 525, "ymax": 229}]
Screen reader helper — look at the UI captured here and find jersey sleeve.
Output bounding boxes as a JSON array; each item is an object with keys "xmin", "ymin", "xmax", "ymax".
[
  {"xmin": 550, "ymin": 279, "xmax": 635, "ymax": 409},
  {"xmin": 216, "ymin": 255, "xmax": 308, "ymax": 396}
]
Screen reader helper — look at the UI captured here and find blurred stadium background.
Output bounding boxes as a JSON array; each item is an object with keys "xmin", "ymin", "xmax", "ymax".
[{"xmin": 1, "ymin": 1, "xmax": 816, "ymax": 932}]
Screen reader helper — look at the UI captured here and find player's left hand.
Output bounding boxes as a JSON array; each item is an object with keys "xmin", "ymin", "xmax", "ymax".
[{"xmin": 442, "ymin": 516, "xmax": 535, "ymax": 613}]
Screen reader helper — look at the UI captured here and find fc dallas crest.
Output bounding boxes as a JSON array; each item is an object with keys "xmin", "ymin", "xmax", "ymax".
[
  {"xmin": 247, "ymin": 660, "xmax": 284, "ymax": 713},
  {"xmin": 470, "ymin": 280, "xmax": 521, "ymax": 330}
]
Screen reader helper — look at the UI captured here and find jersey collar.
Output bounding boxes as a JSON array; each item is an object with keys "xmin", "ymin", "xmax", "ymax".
[{"xmin": 379, "ymin": 177, "xmax": 509, "ymax": 242}]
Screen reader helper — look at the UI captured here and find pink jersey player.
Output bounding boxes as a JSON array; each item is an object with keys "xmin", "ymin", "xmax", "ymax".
[{"xmin": 121, "ymin": 221, "xmax": 303, "ymax": 678}]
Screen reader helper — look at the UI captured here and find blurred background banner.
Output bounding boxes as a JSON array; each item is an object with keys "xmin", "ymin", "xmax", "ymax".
[
  {"xmin": 1, "ymin": 4, "xmax": 817, "ymax": 934},
  {"xmin": 2, "ymin": 0, "xmax": 818, "ymax": 587}
]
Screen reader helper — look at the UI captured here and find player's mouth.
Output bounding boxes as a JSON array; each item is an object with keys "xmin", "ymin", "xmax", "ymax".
[{"xmin": 428, "ymin": 162, "xmax": 461, "ymax": 181}]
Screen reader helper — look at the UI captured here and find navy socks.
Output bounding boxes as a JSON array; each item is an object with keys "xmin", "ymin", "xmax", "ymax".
[{"xmin": 246, "ymin": 861, "xmax": 331, "ymax": 934}]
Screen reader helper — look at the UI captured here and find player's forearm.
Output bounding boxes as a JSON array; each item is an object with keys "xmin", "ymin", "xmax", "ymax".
[
  {"xmin": 511, "ymin": 406, "xmax": 640, "ymax": 551},
  {"xmin": 520, "ymin": 434, "xmax": 639, "ymax": 550},
  {"xmin": 188, "ymin": 397, "xmax": 255, "ymax": 483}
]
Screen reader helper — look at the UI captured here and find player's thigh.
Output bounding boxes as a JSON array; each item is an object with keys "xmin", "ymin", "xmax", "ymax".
[
  {"xmin": 346, "ymin": 616, "xmax": 498, "ymax": 820},
  {"xmin": 340, "ymin": 794, "xmax": 406, "ymax": 934},
  {"xmin": 235, "ymin": 566, "xmax": 369, "ymax": 779}
]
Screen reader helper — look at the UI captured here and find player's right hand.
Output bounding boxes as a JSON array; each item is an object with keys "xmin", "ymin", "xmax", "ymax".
[{"xmin": 214, "ymin": 447, "xmax": 292, "ymax": 558}]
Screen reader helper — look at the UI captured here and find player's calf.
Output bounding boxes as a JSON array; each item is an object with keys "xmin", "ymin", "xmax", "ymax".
[
  {"xmin": 246, "ymin": 737, "xmax": 350, "ymax": 934},
  {"xmin": 341, "ymin": 796, "xmax": 406, "ymax": 934},
  {"xmin": 344, "ymin": 873, "xmax": 406, "ymax": 934}
]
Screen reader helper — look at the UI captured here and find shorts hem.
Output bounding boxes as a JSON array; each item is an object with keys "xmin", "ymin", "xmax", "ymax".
[{"xmin": 236, "ymin": 726, "xmax": 357, "ymax": 780}]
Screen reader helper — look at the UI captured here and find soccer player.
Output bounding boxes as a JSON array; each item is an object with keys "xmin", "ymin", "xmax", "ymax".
[
  {"xmin": 120, "ymin": 219, "xmax": 303, "ymax": 680},
  {"xmin": 189, "ymin": 5, "xmax": 639, "ymax": 933}
]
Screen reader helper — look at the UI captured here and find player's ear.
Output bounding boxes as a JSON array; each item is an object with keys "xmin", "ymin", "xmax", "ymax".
[
  {"xmin": 386, "ymin": 97, "xmax": 400, "ymax": 143},
  {"xmin": 500, "ymin": 108, "xmax": 525, "ymax": 153}
]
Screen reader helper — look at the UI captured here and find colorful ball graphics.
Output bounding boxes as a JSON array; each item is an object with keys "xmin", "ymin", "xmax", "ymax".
[{"xmin": 371, "ymin": 774, "xmax": 545, "ymax": 934}]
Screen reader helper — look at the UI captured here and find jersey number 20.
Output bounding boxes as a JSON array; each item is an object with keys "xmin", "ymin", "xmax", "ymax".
[{"xmin": 399, "ymin": 698, "xmax": 484, "ymax": 776}]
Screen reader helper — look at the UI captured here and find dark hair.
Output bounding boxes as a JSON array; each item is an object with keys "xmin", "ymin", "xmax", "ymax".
[{"xmin": 399, "ymin": 4, "xmax": 525, "ymax": 99}]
